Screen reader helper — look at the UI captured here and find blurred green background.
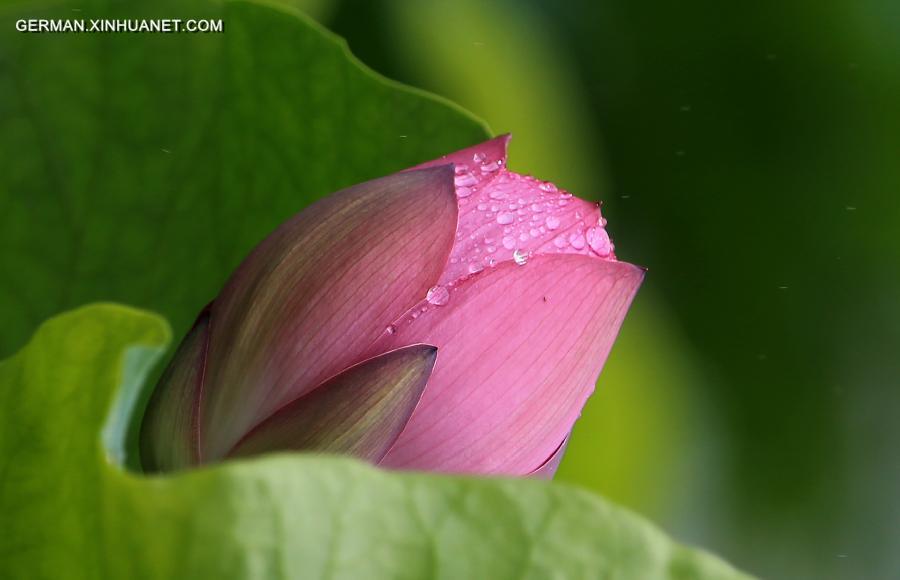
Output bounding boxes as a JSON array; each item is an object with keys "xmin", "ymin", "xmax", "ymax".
[{"xmin": 301, "ymin": 0, "xmax": 898, "ymax": 578}]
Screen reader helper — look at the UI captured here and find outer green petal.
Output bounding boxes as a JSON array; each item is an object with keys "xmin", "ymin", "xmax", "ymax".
[
  {"xmin": 140, "ymin": 308, "xmax": 210, "ymax": 472},
  {"xmin": 229, "ymin": 345, "xmax": 436, "ymax": 462},
  {"xmin": 200, "ymin": 166, "xmax": 457, "ymax": 461}
]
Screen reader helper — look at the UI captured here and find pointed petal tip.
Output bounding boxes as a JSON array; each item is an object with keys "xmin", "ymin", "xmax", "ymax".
[
  {"xmin": 227, "ymin": 345, "xmax": 438, "ymax": 463},
  {"xmin": 529, "ymin": 436, "xmax": 569, "ymax": 479}
]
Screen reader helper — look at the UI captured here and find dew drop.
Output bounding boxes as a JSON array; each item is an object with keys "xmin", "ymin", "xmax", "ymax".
[
  {"xmin": 569, "ymin": 232, "xmax": 586, "ymax": 249},
  {"xmin": 545, "ymin": 215, "xmax": 561, "ymax": 230},
  {"xmin": 513, "ymin": 249, "xmax": 529, "ymax": 266},
  {"xmin": 553, "ymin": 234, "xmax": 568, "ymax": 248},
  {"xmin": 426, "ymin": 285, "xmax": 450, "ymax": 306},
  {"xmin": 473, "ymin": 152, "xmax": 486, "ymax": 163},
  {"xmin": 456, "ymin": 186, "xmax": 473, "ymax": 198},
  {"xmin": 489, "ymin": 190, "xmax": 507, "ymax": 200},
  {"xmin": 468, "ymin": 263, "xmax": 484, "ymax": 274},
  {"xmin": 481, "ymin": 161, "xmax": 500, "ymax": 173},
  {"xmin": 539, "ymin": 182, "xmax": 557, "ymax": 193},
  {"xmin": 497, "ymin": 212, "xmax": 515, "ymax": 225},
  {"xmin": 386, "ymin": 324, "xmax": 396, "ymax": 335},
  {"xmin": 455, "ymin": 172, "xmax": 477, "ymax": 187},
  {"xmin": 502, "ymin": 235, "xmax": 517, "ymax": 250},
  {"xmin": 586, "ymin": 227, "xmax": 612, "ymax": 256}
]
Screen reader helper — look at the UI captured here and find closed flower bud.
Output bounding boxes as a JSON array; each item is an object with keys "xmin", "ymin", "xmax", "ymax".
[{"xmin": 141, "ymin": 136, "xmax": 643, "ymax": 477}]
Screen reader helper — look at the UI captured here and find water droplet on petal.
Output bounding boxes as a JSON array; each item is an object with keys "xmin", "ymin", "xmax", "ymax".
[
  {"xmin": 513, "ymin": 249, "xmax": 530, "ymax": 266},
  {"xmin": 473, "ymin": 152, "xmax": 486, "ymax": 163},
  {"xmin": 456, "ymin": 186, "xmax": 473, "ymax": 198},
  {"xmin": 545, "ymin": 216, "xmax": 561, "ymax": 230},
  {"xmin": 553, "ymin": 234, "xmax": 568, "ymax": 248},
  {"xmin": 569, "ymin": 232, "xmax": 586, "ymax": 249},
  {"xmin": 539, "ymin": 182, "xmax": 557, "ymax": 193},
  {"xmin": 468, "ymin": 263, "xmax": 484, "ymax": 274},
  {"xmin": 502, "ymin": 235, "xmax": 517, "ymax": 250},
  {"xmin": 426, "ymin": 285, "xmax": 450, "ymax": 306},
  {"xmin": 455, "ymin": 172, "xmax": 477, "ymax": 187},
  {"xmin": 587, "ymin": 227, "xmax": 612, "ymax": 256},
  {"xmin": 497, "ymin": 212, "xmax": 515, "ymax": 225},
  {"xmin": 481, "ymin": 161, "xmax": 500, "ymax": 173},
  {"xmin": 386, "ymin": 324, "xmax": 396, "ymax": 335}
]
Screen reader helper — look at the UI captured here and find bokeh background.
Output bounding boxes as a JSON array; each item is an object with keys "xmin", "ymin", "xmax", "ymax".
[{"xmin": 299, "ymin": 0, "xmax": 899, "ymax": 578}]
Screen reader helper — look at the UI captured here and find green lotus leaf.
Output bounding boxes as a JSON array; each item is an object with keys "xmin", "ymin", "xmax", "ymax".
[{"xmin": 0, "ymin": 304, "xmax": 750, "ymax": 579}]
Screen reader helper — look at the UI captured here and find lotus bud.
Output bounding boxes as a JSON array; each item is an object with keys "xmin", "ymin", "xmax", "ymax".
[{"xmin": 141, "ymin": 136, "xmax": 643, "ymax": 477}]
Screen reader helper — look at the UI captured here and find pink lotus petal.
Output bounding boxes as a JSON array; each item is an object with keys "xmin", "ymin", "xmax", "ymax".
[
  {"xmin": 414, "ymin": 135, "xmax": 613, "ymax": 284},
  {"xmin": 529, "ymin": 436, "xmax": 569, "ymax": 479},
  {"xmin": 199, "ymin": 167, "xmax": 458, "ymax": 460},
  {"xmin": 228, "ymin": 345, "xmax": 437, "ymax": 463},
  {"xmin": 373, "ymin": 254, "xmax": 644, "ymax": 475}
]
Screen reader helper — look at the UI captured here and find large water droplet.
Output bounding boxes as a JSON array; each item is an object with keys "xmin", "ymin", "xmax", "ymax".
[
  {"xmin": 386, "ymin": 324, "xmax": 397, "ymax": 335},
  {"xmin": 587, "ymin": 227, "xmax": 612, "ymax": 256},
  {"xmin": 426, "ymin": 285, "xmax": 450, "ymax": 306},
  {"xmin": 456, "ymin": 186, "xmax": 474, "ymax": 198},
  {"xmin": 569, "ymin": 232, "xmax": 586, "ymax": 250},
  {"xmin": 455, "ymin": 172, "xmax": 477, "ymax": 187},
  {"xmin": 513, "ymin": 249, "xmax": 529, "ymax": 266},
  {"xmin": 468, "ymin": 263, "xmax": 484, "ymax": 274},
  {"xmin": 545, "ymin": 216, "xmax": 560, "ymax": 230},
  {"xmin": 502, "ymin": 235, "xmax": 517, "ymax": 250},
  {"xmin": 496, "ymin": 212, "xmax": 515, "ymax": 225}
]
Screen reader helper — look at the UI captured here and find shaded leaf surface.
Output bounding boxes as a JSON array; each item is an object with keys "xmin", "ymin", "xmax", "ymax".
[
  {"xmin": 0, "ymin": 0, "xmax": 487, "ymax": 359},
  {"xmin": 0, "ymin": 304, "xmax": 751, "ymax": 580}
]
